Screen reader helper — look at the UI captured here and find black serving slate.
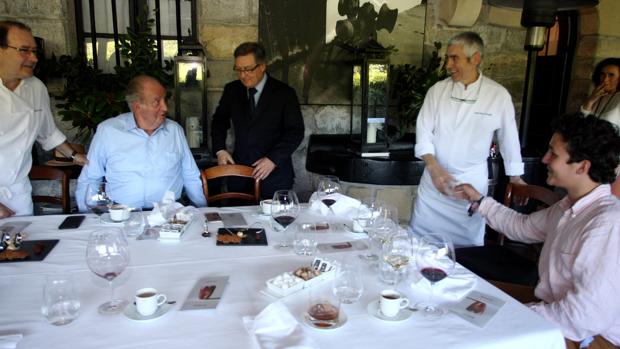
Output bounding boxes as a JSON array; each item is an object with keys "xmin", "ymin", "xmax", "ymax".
[
  {"xmin": 0, "ymin": 239, "xmax": 59, "ymax": 263},
  {"xmin": 216, "ymin": 228, "xmax": 268, "ymax": 246}
]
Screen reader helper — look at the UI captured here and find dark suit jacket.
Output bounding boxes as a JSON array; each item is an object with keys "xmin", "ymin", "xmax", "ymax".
[{"xmin": 211, "ymin": 75, "xmax": 305, "ymax": 199}]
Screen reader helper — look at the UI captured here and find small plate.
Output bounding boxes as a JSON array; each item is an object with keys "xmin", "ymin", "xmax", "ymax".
[
  {"xmin": 367, "ymin": 300, "xmax": 412, "ymax": 322},
  {"xmin": 100, "ymin": 213, "xmax": 126, "ymax": 225},
  {"xmin": 123, "ymin": 302, "xmax": 171, "ymax": 321},
  {"xmin": 302, "ymin": 312, "xmax": 347, "ymax": 330}
]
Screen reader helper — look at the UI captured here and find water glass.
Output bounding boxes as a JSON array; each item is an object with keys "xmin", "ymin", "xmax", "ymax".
[
  {"xmin": 124, "ymin": 208, "xmax": 145, "ymax": 238},
  {"xmin": 333, "ymin": 261, "xmax": 364, "ymax": 304},
  {"xmin": 42, "ymin": 274, "xmax": 80, "ymax": 326},
  {"xmin": 293, "ymin": 222, "xmax": 317, "ymax": 255}
]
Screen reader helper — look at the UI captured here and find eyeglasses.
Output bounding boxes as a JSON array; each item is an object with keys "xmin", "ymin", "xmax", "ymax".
[
  {"xmin": 2, "ymin": 45, "xmax": 38, "ymax": 57},
  {"xmin": 450, "ymin": 80, "xmax": 482, "ymax": 104},
  {"xmin": 233, "ymin": 64, "xmax": 260, "ymax": 74}
]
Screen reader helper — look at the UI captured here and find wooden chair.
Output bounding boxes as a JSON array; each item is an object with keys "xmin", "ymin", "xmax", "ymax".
[
  {"xmin": 456, "ymin": 183, "xmax": 562, "ymax": 303},
  {"xmin": 200, "ymin": 165, "xmax": 261, "ymax": 206},
  {"xmin": 28, "ymin": 165, "xmax": 71, "ymax": 214}
]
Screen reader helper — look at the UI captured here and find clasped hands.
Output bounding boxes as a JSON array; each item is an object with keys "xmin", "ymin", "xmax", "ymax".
[{"xmin": 216, "ymin": 150, "xmax": 275, "ymax": 180}]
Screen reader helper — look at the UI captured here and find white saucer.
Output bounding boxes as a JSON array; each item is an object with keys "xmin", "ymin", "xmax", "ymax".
[
  {"xmin": 302, "ymin": 312, "xmax": 347, "ymax": 330},
  {"xmin": 123, "ymin": 302, "xmax": 171, "ymax": 321},
  {"xmin": 367, "ymin": 300, "xmax": 412, "ymax": 322},
  {"xmin": 100, "ymin": 213, "xmax": 126, "ymax": 225}
]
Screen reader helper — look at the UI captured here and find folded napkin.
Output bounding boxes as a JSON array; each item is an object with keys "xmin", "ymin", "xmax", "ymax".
[
  {"xmin": 309, "ymin": 193, "xmax": 361, "ymax": 219},
  {"xmin": 243, "ymin": 302, "xmax": 317, "ymax": 349},
  {"xmin": 0, "ymin": 333, "xmax": 23, "ymax": 349},
  {"xmin": 147, "ymin": 191, "xmax": 184, "ymax": 226},
  {"xmin": 410, "ymin": 264, "xmax": 477, "ymax": 302}
]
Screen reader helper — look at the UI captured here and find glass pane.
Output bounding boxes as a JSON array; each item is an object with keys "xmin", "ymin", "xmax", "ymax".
[
  {"xmin": 162, "ymin": 39, "xmax": 179, "ymax": 62},
  {"xmin": 82, "ymin": 0, "xmax": 91, "ymax": 32},
  {"xmin": 351, "ymin": 65, "xmax": 362, "ymax": 134},
  {"xmin": 115, "ymin": 0, "xmax": 130, "ymax": 35},
  {"xmin": 176, "ymin": 58, "xmax": 205, "ymax": 148},
  {"xmin": 82, "ymin": 0, "xmax": 129, "ymax": 34},
  {"xmin": 367, "ymin": 63, "xmax": 388, "ymax": 144},
  {"xmin": 95, "ymin": 0, "xmax": 113, "ymax": 34},
  {"xmin": 98, "ymin": 38, "xmax": 118, "ymax": 73},
  {"xmin": 147, "ymin": 0, "xmax": 192, "ymax": 37},
  {"xmin": 179, "ymin": 0, "xmax": 193, "ymax": 37}
]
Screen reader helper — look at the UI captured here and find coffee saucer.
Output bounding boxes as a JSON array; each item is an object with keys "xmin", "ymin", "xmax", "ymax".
[
  {"xmin": 367, "ymin": 300, "xmax": 412, "ymax": 322},
  {"xmin": 302, "ymin": 312, "xmax": 347, "ymax": 330},
  {"xmin": 100, "ymin": 213, "xmax": 126, "ymax": 225},
  {"xmin": 123, "ymin": 302, "xmax": 171, "ymax": 321}
]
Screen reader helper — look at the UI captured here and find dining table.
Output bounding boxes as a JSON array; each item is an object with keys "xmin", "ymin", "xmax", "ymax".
[{"xmin": 0, "ymin": 205, "xmax": 566, "ymax": 349}]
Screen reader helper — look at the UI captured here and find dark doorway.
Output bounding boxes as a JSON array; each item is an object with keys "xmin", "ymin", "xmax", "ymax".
[{"xmin": 523, "ymin": 11, "xmax": 579, "ymax": 156}]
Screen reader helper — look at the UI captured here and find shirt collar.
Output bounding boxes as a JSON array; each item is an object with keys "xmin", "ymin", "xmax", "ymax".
[
  {"xmin": 122, "ymin": 112, "xmax": 168, "ymax": 134},
  {"xmin": 560, "ymin": 184, "xmax": 612, "ymax": 215},
  {"xmin": 254, "ymin": 73, "xmax": 267, "ymax": 94}
]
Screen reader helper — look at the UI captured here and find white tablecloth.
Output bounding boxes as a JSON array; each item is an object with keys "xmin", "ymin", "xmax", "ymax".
[{"xmin": 0, "ymin": 206, "xmax": 565, "ymax": 349}]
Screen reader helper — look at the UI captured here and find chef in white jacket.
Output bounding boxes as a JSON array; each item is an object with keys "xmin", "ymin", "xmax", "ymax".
[
  {"xmin": 0, "ymin": 20, "xmax": 87, "ymax": 218},
  {"xmin": 410, "ymin": 32, "xmax": 525, "ymax": 247}
]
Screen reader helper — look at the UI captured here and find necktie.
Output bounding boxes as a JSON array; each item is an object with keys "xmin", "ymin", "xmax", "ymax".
[{"xmin": 248, "ymin": 87, "xmax": 257, "ymax": 116}]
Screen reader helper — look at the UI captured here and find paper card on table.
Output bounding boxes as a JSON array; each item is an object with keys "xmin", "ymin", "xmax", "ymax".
[
  {"xmin": 317, "ymin": 240, "xmax": 367, "ymax": 253},
  {"xmin": 181, "ymin": 275, "xmax": 229, "ymax": 311},
  {"xmin": 220, "ymin": 213, "xmax": 247, "ymax": 227},
  {"xmin": 448, "ymin": 290, "xmax": 505, "ymax": 327}
]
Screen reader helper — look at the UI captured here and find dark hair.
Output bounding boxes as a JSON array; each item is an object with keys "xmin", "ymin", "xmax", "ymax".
[
  {"xmin": 591, "ymin": 57, "xmax": 620, "ymax": 89},
  {"xmin": 552, "ymin": 114, "xmax": 620, "ymax": 184},
  {"xmin": 0, "ymin": 20, "xmax": 32, "ymax": 47},
  {"xmin": 233, "ymin": 42, "xmax": 266, "ymax": 64}
]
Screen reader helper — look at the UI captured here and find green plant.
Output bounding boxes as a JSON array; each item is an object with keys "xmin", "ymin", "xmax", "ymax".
[
  {"xmin": 49, "ymin": 7, "xmax": 173, "ymax": 141},
  {"xmin": 390, "ymin": 42, "xmax": 447, "ymax": 130}
]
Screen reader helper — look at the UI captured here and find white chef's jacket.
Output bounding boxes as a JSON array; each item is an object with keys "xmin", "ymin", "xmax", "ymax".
[
  {"xmin": 411, "ymin": 74, "xmax": 524, "ymax": 247},
  {"xmin": 0, "ymin": 77, "xmax": 66, "ymax": 216}
]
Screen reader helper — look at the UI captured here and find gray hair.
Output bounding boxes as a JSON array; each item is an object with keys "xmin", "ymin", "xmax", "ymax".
[
  {"xmin": 125, "ymin": 75, "xmax": 159, "ymax": 111},
  {"xmin": 448, "ymin": 32, "xmax": 484, "ymax": 59}
]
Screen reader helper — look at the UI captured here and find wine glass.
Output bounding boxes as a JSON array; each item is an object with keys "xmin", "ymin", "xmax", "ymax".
[
  {"xmin": 415, "ymin": 233, "xmax": 455, "ymax": 317},
  {"xmin": 271, "ymin": 190, "xmax": 300, "ymax": 249},
  {"xmin": 332, "ymin": 260, "xmax": 364, "ymax": 304},
  {"xmin": 380, "ymin": 233, "xmax": 413, "ymax": 285},
  {"xmin": 316, "ymin": 175, "xmax": 341, "ymax": 214},
  {"xmin": 363, "ymin": 203, "xmax": 398, "ymax": 263},
  {"xmin": 86, "ymin": 228, "xmax": 130, "ymax": 314},
  {"xmin": 84, "ymin": 181, "xmax": 112, "ymax": 223}
]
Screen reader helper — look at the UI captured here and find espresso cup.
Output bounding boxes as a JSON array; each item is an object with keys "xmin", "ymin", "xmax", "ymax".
[
  {"xmin": 379, "ymin": 290, "xmax": 409, "ymax": 317},
  {"xmin": 260, "ymin": 199, "xmax": 273, "ymax": 215},
  {"xmin": 109, "ymin": 205, "xmax": 130, "ymax": 222},
  {"xmin": 135, "ymin": 288, "xmax": 167, "ymax": 316}
]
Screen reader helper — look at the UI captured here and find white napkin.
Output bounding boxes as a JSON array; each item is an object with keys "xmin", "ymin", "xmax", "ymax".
[
  {"xmin": 410, "ymin": 264, "xmax": 477, "ymax": 302},
  {"xmin": 309, "ymin": 193, "xmax": 361, "ymax": 219},
  {"xmin": 243, "ymin": 302, "xmax": 317, "ymax": 349},
  {"xmin": 0, "ymin": 334, "xmax": 23, "ymax": 349},
  {"xmin": 147, "ymin": 191, "xmax": 184, "ymax": 226}
]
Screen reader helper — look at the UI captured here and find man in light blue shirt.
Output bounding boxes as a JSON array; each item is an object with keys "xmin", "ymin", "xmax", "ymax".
[{"xmin": 76, "ymin": 75, "xmax": 207, "ymax": 211}]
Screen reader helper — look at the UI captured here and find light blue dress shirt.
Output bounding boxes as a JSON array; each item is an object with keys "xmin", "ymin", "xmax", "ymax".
[{"xmin": 76, "ymin": 113, "xmax": 207, "ymax": 211}]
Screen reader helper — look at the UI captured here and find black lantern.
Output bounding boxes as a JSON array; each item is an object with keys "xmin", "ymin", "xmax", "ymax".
[
  {"xmin": 348, "ymin": 40, "xmax": 390, "ymax": 156},
  {"xmin": 174, "ymin": 42, "xmax": 208, "ymax": 158}
]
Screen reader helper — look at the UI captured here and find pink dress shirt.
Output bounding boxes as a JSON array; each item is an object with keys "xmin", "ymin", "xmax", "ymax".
[{"xmin": 479, "ymin": 185, "xmax": 620, "ymax": 344}]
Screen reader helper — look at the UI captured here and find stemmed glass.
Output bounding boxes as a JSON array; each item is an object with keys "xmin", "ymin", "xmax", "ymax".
[
  {"xmin": 271, "ymin": 190, "xmax": 300, "ymax": 249},
  {"xmin": 361, "ymin": 203, "xmax": 398, "ymax": 263},
  {"xmin": 316, "ymin": 175, "xmax": 341, "ymax": 213},
  {"xmin": 415, "ymin": 233, "xmax": 455, "ymax": 317},
  {"xmin": 380, "ymin": 233, "xmax": 413, "ymax": 285},
  {"xmin": 86, "ymin": 228, "xmax": 130, "ymax": 314},
  {"xmin": 84, "ymin": 181, "xmax": 112, "ymax": 223}
]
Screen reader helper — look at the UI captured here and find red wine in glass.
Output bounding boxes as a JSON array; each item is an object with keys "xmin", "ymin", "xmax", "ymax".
[
  {"xmin": 96, "ymin": 271, "xmax": 119, "ymax": 281},
  {"xmin": 420, "ymin": 267, "xmax": 447, "ymax": 283},
  {"xmin": 322, "ymin": 198, "xmax": 336, "ymax": 207},
  {"xmin": 274, "ymin": 215, "xmax": 295, "ymax": 228}
]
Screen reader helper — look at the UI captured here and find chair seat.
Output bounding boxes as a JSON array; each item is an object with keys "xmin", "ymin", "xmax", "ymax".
[{"xmin": 456, "ymin": 245, "xmax": 539, "ymax": 286}]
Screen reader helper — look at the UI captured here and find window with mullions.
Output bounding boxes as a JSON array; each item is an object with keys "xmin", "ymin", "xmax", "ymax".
[{"xmin": 76, "ymin": 0, "xmax": 196, "ymax": 72}]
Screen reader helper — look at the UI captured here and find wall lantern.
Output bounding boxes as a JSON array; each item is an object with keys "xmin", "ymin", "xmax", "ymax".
[{"xmin": 174, "ymin": 42, "xmax": 208, "ymax": 158}]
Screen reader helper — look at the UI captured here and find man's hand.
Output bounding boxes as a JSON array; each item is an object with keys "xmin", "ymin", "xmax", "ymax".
[
  {"xmin": 216, "ymin": 150, "xmax": 235, "ymax": 165},
  {"xmin": 509, "ymin": 176, "xmax": 529, "ymax": 205},
  {"xmin": 73, "ymin": 153, "xmax": 88, "ymax": 166},
  {"xmin": 426, "ymin": 160, "xmax": 457, "ymax": 195},
  {"xmin": 0, "ymin": 203, "xmax": 15, "ymax": 219},
  {"xmin": 454, "ymin": 183, "xmax": 482, "ymax": 202},
  {"xmin": 252, "ymin": 157, "xmax": 276, "ymax": 180}
]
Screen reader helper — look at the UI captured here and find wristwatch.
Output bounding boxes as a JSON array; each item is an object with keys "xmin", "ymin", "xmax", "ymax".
[
  {"xmin": 467, "ymin": 196, "xmax": 485, "ymax": 217},
  {"xmin": 70, "ymin": 150, "xmax": 78, "ymax": 160}
]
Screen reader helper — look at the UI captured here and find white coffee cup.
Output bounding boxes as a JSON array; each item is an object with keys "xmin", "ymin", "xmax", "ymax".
[
  {"xmin": 260, "ymin": 199, "xmax": 273, "ymax": 215},
  {"xmin": 109, "ymin": 205, "xmax": 130, "ymax": 222},
  {"xmin": 135, "ymin": 288, "xmax": 167, "ymax": 316},
  {"xmin": 379, "ymin": 290, "xmax": 409, "ymax": 317}
]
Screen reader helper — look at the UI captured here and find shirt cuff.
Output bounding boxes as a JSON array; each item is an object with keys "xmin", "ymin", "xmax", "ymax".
[{"xmin": 504, "ymin": 162, "xmax": 524, "ymax": 176}]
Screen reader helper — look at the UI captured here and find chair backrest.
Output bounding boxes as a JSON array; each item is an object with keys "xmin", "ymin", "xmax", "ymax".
[
  {"xmin": 200, "ymin": 165, "xmax": 261, "ymax": 206},
  {"xmin": 498, "ymin": 183, "xmax": 562, "ymax": 244},
  {"xmin": 28, "ymin": 165, "xmax": 71, "ymax": 214}
]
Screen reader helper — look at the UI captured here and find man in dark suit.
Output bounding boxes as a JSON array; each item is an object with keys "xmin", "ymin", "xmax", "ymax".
[{"xmin": 211, "ymin": 42, "xmax": 304, "ymax": 199}]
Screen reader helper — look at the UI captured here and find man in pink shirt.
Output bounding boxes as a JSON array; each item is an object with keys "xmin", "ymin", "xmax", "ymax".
[{"xmin": 457, "ymin": 114, "xmax": 620, "ymax": 348}]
